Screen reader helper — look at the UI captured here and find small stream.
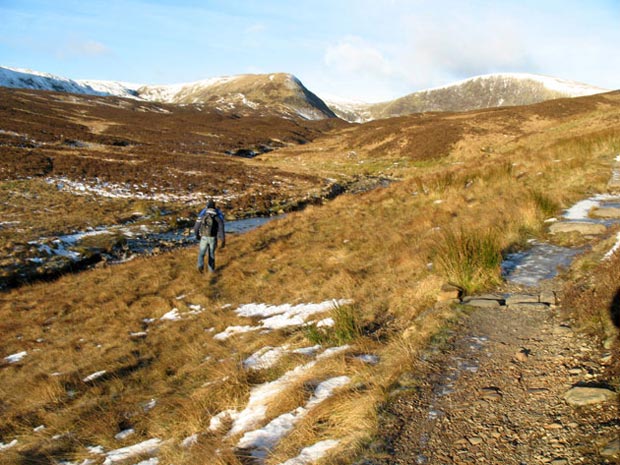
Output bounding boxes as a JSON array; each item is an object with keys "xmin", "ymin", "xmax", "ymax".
[
  {"xmin": 2, "ymin": 216, "xmax": 282, "ymax": 290},
  {"xmin": 116, "ymin": 215, "xmax": 282, "ymax": 257},
  {"xmin": 501, "ymin": 241, "xmax": 583, "ymax": 287}
]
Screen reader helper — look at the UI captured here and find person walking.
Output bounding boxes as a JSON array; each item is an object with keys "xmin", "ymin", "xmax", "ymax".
[{"xmin": 194, "ymin": 199, "xmax": 225, "ymax": 273}]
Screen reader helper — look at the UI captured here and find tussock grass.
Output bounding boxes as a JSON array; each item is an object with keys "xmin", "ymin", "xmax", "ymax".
[
  {"xmin": 433, "ymin": 227, "xmax": 503, "ymax": 294},
  {"xmin": 304, "ymin": 303, "xmax": 362, "ymax": 345}
]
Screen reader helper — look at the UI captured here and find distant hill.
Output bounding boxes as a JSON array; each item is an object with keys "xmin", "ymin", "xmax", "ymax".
[
  {"xmin": 1, "ymin": 66, "xmax": 609, "ymax": 123},
  {"xmin": 326, "ymin": 73, "xmax": 608, "ymax": 122},
  {"xmin": 0, "ymin": 66, "xmax": 336, "ymax": 120}
]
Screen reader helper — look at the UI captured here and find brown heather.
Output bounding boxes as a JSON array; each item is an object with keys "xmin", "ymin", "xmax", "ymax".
[{"xmin": 1, "ymin": 89, "xmax": 620, "ymax": 464}]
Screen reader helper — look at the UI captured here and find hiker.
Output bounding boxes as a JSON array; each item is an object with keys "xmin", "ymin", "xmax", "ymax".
[{"xmin": 194, "ymin": 199, "xmax": 225, "ymax": 273}]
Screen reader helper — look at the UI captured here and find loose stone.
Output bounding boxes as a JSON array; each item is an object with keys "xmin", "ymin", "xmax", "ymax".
[{"xmin": 563, "ymin": 386, "xmax": 617, "ymax": 406}]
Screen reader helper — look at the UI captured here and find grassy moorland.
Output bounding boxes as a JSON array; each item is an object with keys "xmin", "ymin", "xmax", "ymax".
[{"xmin": 1, "ymin": 90, "xmax": 620, "ymax": 465}]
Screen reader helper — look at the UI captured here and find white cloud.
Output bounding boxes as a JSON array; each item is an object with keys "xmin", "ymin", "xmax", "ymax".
[
  {"xmin": 399, "ymin": 10, "xmax": 535, "ymax": 88},
  {"xmin": 245, "ymin": 23, "xmax": 266, "ymax": 35},
  {"xmin": 57, "ymin": 39, "xmax": 110, "ymax": 59},
  {"xmin": 324, "ymin": 36, "xmax": 393, "ymax": 79}
]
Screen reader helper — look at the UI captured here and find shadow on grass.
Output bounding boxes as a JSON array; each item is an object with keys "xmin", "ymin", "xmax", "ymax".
[{"xmin": 610, "ymin": 287, "xmax": 620, "ymax": 329}]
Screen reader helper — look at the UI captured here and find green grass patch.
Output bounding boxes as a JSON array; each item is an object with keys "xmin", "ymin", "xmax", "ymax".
[
  {"xmin": 304, "ymin": 303, "xmax": 361, "ymax": 345},
  {"xmin": 433, "ymin": 227, "xmax": 503, "ymax": 294}
]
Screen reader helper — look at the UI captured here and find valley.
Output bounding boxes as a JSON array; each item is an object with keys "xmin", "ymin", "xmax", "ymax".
[{"xmin": 0, "ymin": 76, "xmax": 619, "ymax": 465}]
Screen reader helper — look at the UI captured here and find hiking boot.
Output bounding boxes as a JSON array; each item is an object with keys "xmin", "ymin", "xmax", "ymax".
[{"xmin": 197, "ymin": 267, "xmax": 204, "ymax": 274}]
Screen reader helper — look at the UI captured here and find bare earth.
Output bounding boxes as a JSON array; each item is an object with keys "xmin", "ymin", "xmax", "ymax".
[{"xmin": 364, "ymin": 280, "xmax": 619, "ymax": 465}]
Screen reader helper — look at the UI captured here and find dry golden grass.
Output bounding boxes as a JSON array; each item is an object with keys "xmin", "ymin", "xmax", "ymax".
[{"xmin": 2, "ymin": 92, "xmax": 620, "ymax": 464}]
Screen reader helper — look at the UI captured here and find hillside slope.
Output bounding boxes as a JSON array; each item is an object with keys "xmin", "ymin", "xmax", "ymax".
[
  {"xmin": 0, "ymin": 66, "xmax": 336, "ymax": 120},
  {"xmin": 1, "ymin": 86, "xmax": 619, "ymax": 465},
  {"xmin": 327, "ymin": 73, "xmax": 608, "ymax": 122}
]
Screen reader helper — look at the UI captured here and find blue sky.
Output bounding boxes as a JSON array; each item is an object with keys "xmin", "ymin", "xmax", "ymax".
[{"xmin": 1, "ymin": 0, "xmax": 618, "ymax": 101}]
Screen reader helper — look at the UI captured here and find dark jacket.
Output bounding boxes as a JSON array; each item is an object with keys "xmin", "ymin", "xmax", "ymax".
[{"xmin": 194, "ymin": 208, "xmax": 225, "ymax": 245}]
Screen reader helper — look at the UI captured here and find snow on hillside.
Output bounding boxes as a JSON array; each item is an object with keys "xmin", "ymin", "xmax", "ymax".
[
  {"xmin": 137, "ymin": 75, "xmax": 241, "ymax": 102},
  {"xmin": 423, "ymin": 73, "xmax": 607, "ymax": 97},
  {"xmin": 0, "ymin": 66, "xmax": 110, "ymax": 96},
  {"xmin": 77, "ymin": 79, "xmax": 142, "ymax": 99}
]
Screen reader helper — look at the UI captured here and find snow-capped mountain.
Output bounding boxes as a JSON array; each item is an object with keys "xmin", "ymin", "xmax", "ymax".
[
  {"xmin": 326, "ymin": 73, "xmax": 609, "ymax": 122},
  {"xmin": 0, "ymin": 66, "xmax": 335, "ymax": 120},
  {"xmin": 0, "ymin": 66, "xmax": 609, "ymax": 123},
  {"xmin": 0, "ymin": 66, "xmax": 116, "ymax": 96}
]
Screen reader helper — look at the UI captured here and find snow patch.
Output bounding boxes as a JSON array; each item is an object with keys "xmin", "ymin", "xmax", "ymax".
[
  {"xmin": 83, "ymin": 370, "xmax": 107, "ymax": 382},
  {"xmin": 181, "ymin": 434, "xmax": 199, "ymax": 448},
  {"xmin": 243, "ymin": 346, "xmax": 288, "ymax": 370},
  {"xmin": 243, "ymin": 344, "xmax": 321, "ymax": 370},
  {"xmin": 218, "ymin": 346, "xmax": 349, "ymax": 437},
  {"xmin": 4, "ymin": 351, "xmax": 27, "ymax": 364},
  {"xmin": 603, "ymin": 231, "xmax": 620, "ymax": 260},
  {"xmin": 87, "ymin": 445, "xmax": 105, "ymax": 455},
  {"xmin": 215, "ymin": 300, "xmax": 352, "ymax": 339},
  {"xmin": 422, "ymin": 72, "xmax": 607, "ymax": 96},
  {"xmin": 114, "ymin": 429, "xmax": 135, "ymax": 440},
  {"xmin": 237, "ymin": 376, "xmax": 349, "ymax": 462},
  {"xmin": 102, "ymin": 438, "xmax": 161, "ymax": 465},
  {"xmin": 160, "ymin": 308, "xmax": 182, "ymax": 321},
  {"xmin": 214, "ymin": 325, "xmax": 260, "ymax": 340},
  {"xmin": 563, "ymin": 194, "xmax": 616, "ymax": 220},
  {"xmin": 0, "ymin": 439, "xmax": 18, "ymax": 451},
  {"xmin": 278, "ymin": 439, "xmax": 340, "ymax": 465},
  {"xmin": 354, "ymin": 354, "xmax": 380, "ymax": 365}
]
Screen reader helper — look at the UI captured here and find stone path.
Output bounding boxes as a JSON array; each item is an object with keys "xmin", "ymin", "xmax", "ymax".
[
  {"xmin": 365, "ymin": 295, "xmax": 618, "ymax": 464},
  {"xmin": 355, "ymin": 157, "xmax": 620, "ymax": 465}
]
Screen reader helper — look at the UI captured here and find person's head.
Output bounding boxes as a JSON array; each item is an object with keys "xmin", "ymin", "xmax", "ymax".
[{"xmin": 207, "ymin": 199, "xmax": 216, "ymax": 209}]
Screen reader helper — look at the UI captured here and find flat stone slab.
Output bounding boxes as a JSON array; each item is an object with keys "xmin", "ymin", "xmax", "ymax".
[
  {"xmin": 505, "ymin": 294, "xmax": 539, "ymax": 305},
  {"xmin": 463, "ymin": 299, "xmax": 502, "ymax": 308},
  {"xmin": 549, "ymin": 221, "xmax": 607, "ymax": 235},
  {"xmin": 507, "ymin": 303, "xmax": 549, "ymax": 311},
  {"xmin": 590, "ymin": 206, "xmax": 620, "ymax": 218},
  {"xmin": 539, "ymin": 290, "xmax": 557, "ymax": 305},
  {"xmin": 462, "ymin": 294, "xmax": 505, "ymax": 303},
  {"xmin": 563, "ymin": 386, "xmax": 617, "ymax": 406}
]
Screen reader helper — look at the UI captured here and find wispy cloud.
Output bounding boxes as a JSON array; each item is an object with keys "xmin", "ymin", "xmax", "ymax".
[
  {"xmin": 324, "ymin": 36, "xmax": 393, "ymax": 79},
  {"xmin": 399, "ymin": 10, "xmax": 536, "ymax": 87},
  {"xmin": 57, "ymin": 39, "xmax": 110, "ymax": 59}
]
